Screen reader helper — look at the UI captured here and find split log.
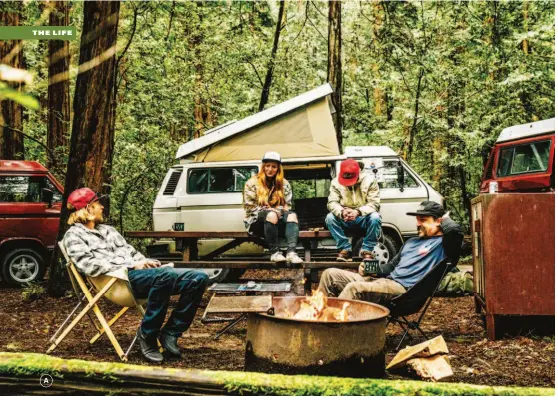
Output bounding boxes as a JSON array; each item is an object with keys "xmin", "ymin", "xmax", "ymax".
[
  {"xmin": 407, "ymin": 355, "xmax": 454, "ymax": 382},
  {"xmin": 387, "ymin": 335, "xmax": 449, "ymax": 370}
]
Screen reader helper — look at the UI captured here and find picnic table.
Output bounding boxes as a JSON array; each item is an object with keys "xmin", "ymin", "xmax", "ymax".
[{"xmin": 124, "ymin": 230, "xmax": 361, "ymax": 294}]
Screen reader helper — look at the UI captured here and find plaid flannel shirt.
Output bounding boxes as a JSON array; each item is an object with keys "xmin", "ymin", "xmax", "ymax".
[{"xmin": 63, "ymin": 223, "xmax": 147, "ymax": 277}]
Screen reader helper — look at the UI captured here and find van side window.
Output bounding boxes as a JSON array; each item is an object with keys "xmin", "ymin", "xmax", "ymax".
[
  {"xmin": 187, "ymin": 167, "xmax": 257, "ymax": 193},
  {"xmin": 497, "ymin": 140, "xmax": 551, "ymax": 177},
  {"xmin": 380, "ymin": 161, "xmax": 419, "ymax": 189}
]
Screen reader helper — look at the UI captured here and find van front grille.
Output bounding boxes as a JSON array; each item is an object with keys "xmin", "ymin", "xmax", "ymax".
[{"xmin": 163, "ymin": 170, "xmax": 182, "ymax": 195}]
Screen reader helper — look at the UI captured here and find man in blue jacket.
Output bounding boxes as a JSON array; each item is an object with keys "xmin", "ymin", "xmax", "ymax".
[{"xmin": 319, "ymin": 201, "xmax": 463, "ymax": 305}]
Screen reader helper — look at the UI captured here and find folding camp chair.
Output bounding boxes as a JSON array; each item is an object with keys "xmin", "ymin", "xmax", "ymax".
[
  {"xmin": 47, "ymin": 242, "xmax": 149, "ymax": 362},
  {"xmin": 386, "ymin": 257, "xmax": 452, "ymax": 350}
]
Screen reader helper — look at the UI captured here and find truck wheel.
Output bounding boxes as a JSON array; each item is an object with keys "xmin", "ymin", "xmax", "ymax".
[{"xmin": 1, "ymin": 248, "xmax": 46, "ymax": 287}]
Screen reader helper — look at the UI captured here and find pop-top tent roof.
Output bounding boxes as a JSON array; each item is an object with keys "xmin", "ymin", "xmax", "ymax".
[
  {"xmin": 496, "ymin": 118, "xmax": 555, "ymax": 143},
  {"xmin": 175, "ymin": 83, "xmax": 340, "ymax": 162}
]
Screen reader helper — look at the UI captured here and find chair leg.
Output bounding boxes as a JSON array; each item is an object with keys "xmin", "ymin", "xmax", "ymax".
[
  {"xmin": 89, "ymin": 303, "xmax": 127, "ymax": 362},
  {"xmin": 46, "ymin": 282, "xmax": 114, "ymax": 355},
  {"xmin": 396, "ymin": 327, "xmax": 411, "ymax": 351},
  {"xmin": 214, "ymin": 314, "xmax": 247, "ymax": 339},
  {"xmin": 416, "ymin": 325, "xmax": 430, "ymax": 341},
  {"xmin": 89, "ymin": 307, "xmax": 129, "ymax": 344},
  {"xmin": 49, "ymin": 298, "xmax": 84, "ymax": 344}
]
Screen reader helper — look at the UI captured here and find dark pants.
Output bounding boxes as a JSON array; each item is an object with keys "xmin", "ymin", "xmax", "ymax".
[
  {"xmin": 248, "ymin": 210, "xmax": 299, "ymax": 253},
  {"xmin": 128, "ymin": 266, "xmax": 208, "ymax": 338}
]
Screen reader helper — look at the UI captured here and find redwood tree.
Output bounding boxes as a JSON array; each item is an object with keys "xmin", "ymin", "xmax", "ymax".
[
  {"xmin": 46, "ymin": 0, "xmax": 71, "ymax": 176},
  {"xmin": 327, "ymin": 0, "xmax": 342, "ymax": 150},
  {"xmin": 47, "ymin": 1, "xmax": 121, "ymax": 296},
  {"xmin": 0, "ymin": 2, "xmax": 25, "ymax": 159}
]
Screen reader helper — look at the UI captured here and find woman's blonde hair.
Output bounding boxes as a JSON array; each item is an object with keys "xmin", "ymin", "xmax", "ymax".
[
  {"xmin": 256, "ymin": 162, "xmax": 286, "ymax": 207},
  {"xmin": 67, "ymin": 206, "xmax": 96, "ymax": 225}
]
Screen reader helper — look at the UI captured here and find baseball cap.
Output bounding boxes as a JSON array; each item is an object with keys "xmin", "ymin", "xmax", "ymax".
[
  {"xmin": 67, "ymin": 188, "xmax": 106, "ymax": 211},
  {"xmin": 406, "ymin": 201, "xmax": 445, "ymax": 218},
  {"xmin": 262, "ymin": 151, "xmax": 281, "ymax": 163},
  {"xmin": 338, "ymin": 159, "xmax": 360, "ymax": 187}
]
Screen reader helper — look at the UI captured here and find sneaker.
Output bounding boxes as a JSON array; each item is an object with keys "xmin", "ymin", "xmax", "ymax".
[
  {"xmin": 286, "ymin": 252, "xmax": 303, "ymax": 264},
  {"xmin": 336, "ymin": 250, "xmax": 352, "ymax": 262},
  {"xmin": 360, "ymin": 250, "xmax": 375, "ymax": 261},
  {"xmin": 270, "ymin": 251, "xmax": 287, "ymax": 263}
]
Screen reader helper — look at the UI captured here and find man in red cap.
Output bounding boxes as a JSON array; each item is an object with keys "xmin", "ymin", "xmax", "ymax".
[
  {"xmin": 63, "ymin": 188, "xmax": 208, "ymax": 363},
  {"xmin": 325, "ymin": 159, "xmax": 381, "ymax": 261}
]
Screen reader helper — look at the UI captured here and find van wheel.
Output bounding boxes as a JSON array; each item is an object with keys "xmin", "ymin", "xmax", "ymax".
[
  {"xmin": 1, "ymin": 248, "xmax": 45, "ymax": 287},
  {"xmin": 353, "ymin": 233, "xmax": 398, "ymax": 264},
  {"xmin": 202, "ymin": 268, "xmax": 246, "ymax": 284}
]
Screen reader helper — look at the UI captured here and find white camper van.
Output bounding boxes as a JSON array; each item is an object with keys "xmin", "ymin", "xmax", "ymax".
[{"xmin": 152, "ymin": 84, "xmax": 443, "ymax": 282}]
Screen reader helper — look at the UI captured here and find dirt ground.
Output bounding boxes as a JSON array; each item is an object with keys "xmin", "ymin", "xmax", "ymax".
[{"xmin": 0, "ymin": 269, "xmax": 554, "ymax": 388}]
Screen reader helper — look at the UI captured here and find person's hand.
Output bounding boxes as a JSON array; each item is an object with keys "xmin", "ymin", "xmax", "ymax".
[
  {"xmin": 145, "ymin": 259, "xmax": 162, "ymax": 268},
  {"xmin": 358, "ymin": 262, "xmax": 366, "ymax": 276},
  {"xmin": 133, "ymin": 261, "xmax": 148, "ymax": 270},
  {"xmin": 345, "ymin": 209, "xmax": 359, "ymax": 221}
]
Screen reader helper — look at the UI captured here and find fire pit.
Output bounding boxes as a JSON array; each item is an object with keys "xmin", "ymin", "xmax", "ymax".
[{"xmin": 245, "ymin": 294, "xmax": 390, "ymax": 378}]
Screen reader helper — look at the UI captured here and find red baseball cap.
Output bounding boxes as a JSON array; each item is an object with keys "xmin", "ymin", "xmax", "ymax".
[
  {"xmin": 338, "ymin": 159, "xmax": 360, "ymax": 187},
  {"xmin": 67, "ymin": 187, "xmax": 104, "ymax": 211}
]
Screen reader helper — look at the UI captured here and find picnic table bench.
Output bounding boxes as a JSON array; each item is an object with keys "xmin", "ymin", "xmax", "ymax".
[{"xmin": 124, "ymin": 230, "xmax": 362, "ymax": 294}]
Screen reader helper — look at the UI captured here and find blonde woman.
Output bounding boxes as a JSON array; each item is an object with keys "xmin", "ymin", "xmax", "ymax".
[{"xmin": 243, "ymin": 152, "xmax": 303, "ymax": 264}]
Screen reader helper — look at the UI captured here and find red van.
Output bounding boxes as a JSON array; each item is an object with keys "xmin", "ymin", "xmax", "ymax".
[
  {"xmin": 0, "ymin": 160, "xmax": 63, "ymax": 286},
  {"xmin": 481, "ymin": 118, "xmax": 555, "ymax": 193}
]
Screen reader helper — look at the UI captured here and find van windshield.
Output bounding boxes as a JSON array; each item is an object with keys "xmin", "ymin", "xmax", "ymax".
[{"xmin": 497, "ymin": 140, "xmax": 551, "ymax": 177}]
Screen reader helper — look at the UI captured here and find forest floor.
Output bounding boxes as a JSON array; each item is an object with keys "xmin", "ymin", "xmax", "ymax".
[{"xmin": 0, "ymin": 268, "xmax": 554, "ymax": 388}]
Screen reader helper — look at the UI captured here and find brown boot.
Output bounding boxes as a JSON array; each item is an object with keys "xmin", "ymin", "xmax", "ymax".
[
  {"xmin": 336, "ymin": 249, "xmax": 352, "ymax": 262},
  {"xmin": 361, "ymin": 250, "xmax": 375, "ymax": 261}
]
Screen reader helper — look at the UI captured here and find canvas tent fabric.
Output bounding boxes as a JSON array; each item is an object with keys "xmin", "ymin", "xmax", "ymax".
[{"xmin": 193, "ymin": 98, "xmax": 339, "ymax": 162}]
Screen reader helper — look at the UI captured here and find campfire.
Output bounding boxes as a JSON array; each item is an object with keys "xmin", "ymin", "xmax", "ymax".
[{"xmin": 287, "ymin": 291, "xmax": 351, "ymax": 322}]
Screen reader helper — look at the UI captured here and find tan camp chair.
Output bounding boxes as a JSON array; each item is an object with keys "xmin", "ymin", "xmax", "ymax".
[{"xmin": 47, "ymin": 241, "xmax": 148, "ymax": 362}]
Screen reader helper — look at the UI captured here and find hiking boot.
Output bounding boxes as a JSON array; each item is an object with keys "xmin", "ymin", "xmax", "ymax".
[
  {"xmin": 137, "ymin": 328, "xmax": 163, "ymax": 363},
  {"xmin": 160, "ymin": 332, "xmax": 182, "ymax": 358},
  {"xmin": 270, "ymin": 251, "xmax": 286, "ymax": 263},
  {"xmin": 286, "ymin": 251, "xmax": 303, "ymax": 264},
  {"xmin": 336, "ymin": 250, "xmax": 352, "ymax": 262},
  {"xmin": 360, "ymin": 250, "xmax": 375, "ymax": 261}
]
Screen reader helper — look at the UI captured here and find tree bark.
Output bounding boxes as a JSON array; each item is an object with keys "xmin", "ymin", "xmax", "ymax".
[
  {"xmin": 46, "ymin": 0, "xmax": 71, "ymax": 177},
  {"xmin": 406, "ymin": 68, "xmax": 424, "ymax": 162},
  {"xmin": 47, "ymin": 0, "xmax": 121, "ymax": 297},
  {"xmin": 258, "ymin": 0, "xmax": 285, "ymax": 112},
  {"xmin": 327, "ymin": 0, "xmax": 343, "ymax": 150},
  {"xmin": 0, "ymin": 2, "xmax": 25, "ymax": 159}
]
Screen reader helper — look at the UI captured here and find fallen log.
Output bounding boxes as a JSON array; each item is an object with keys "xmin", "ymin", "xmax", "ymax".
[{"xmin": 0, "ymin": 352, "xmax": 553, "ymax": 396}]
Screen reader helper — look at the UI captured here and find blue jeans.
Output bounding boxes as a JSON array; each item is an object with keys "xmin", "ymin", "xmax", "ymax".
[
  {"xmin": 325, "ymin": 212, "xmax": 382, "ymax": 253},
  {"xmin": 128, "ymin": 266, "xmax": 208, "ymax": 338}
]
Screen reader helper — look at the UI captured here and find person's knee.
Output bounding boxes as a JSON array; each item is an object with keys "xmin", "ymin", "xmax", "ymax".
[
  {"xmin": 266, "ymin": 211, "xmax": 279, "ymax": 224},
  {"xmin": 339, "ymin": 282, "xmax": 359, "ymax": 300},
  {"xmin": 194, "ymin": 270, "xmax": 209, "ymax": 288},
  {"xmin": 367, "ymin": 212, "xmax": 381, "ymax": 226},
  {"xmin": 155, "ymin": 266, "xmax": 178, "ymax": 286},
  {"xmin": 286, "ymin": 212, "xmax": 298, "ymax": 223},
  {"xmin": 325, "ymin": 212, "xmax": 337, "ymax": 226}
]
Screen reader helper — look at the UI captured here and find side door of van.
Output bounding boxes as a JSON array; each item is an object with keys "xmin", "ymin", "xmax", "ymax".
[
  {"xmin": 176, "ymin": 164, "xmax": 258, "ymax": 232},
  {"xmin": 376, "ymin": 159, "xmax": 430, "ymax": 238}
]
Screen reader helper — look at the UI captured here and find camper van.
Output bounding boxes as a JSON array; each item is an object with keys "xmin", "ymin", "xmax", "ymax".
[{"xmin": 152, "ymin": 84, "xmax": 443, "ymax": 282}]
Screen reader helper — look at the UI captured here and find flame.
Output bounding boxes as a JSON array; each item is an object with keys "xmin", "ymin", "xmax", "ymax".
[{"xmin": 291, "ymin": 291, "xmax": 351, "ymax": 322}]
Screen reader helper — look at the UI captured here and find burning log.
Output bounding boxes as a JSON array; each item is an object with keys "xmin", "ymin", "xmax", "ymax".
[{"xmin": 290, "ymin": 291, "xmax": 351, "ymax": 322}]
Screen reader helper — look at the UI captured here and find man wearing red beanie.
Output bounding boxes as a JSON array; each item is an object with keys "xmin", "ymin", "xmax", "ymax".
[{"xmin": 325, "ymin": 159, "xmax": 381, "ymax": 262}]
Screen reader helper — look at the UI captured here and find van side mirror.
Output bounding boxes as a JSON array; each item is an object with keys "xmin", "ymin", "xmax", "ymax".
[
  {"xmin": 42, "ymin": 188, "xmax": 53, "ymax": 208},
  {"xmin": 397, "ymin": 162, "xmax": 405, "ymax": 192}
]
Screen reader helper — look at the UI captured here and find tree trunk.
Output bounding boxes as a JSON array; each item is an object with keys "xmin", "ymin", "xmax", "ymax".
[
  {"xmin": 47, "ymin": 0, "xmax": 121, "ymax": 297},
  {"xmin": 406, "ymin": 68, "xmax": 424, "ymax": 162},
  {"xmin": 46, "ymin": 0, "xmax": 71, "ymax": 177},
  {"xmin": 327, "ymin": 0, "xmax": 343, "ymax": 150},
  {"xmin": 0, "ymin": 2, "xmax": 25, "ymax": 160},
  {"xmin": 258, "ymin": 0, "xmax": 285, "ymax": 112}
]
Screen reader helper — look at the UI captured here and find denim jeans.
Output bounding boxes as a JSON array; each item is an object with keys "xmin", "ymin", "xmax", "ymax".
[
  {"xmin": 325, "ymin": 212, "xmax": 382, "ymax": 253},
  {"xmin": 128, "ymin": 266, "xmax": 209, "ymax": 338}
]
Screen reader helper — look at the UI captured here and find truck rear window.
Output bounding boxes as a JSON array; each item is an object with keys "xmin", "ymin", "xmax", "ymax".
[
  {"xmin": 497, "ymin": 140, "xmax": 551, "ymax": 177},
  {"xmin": 187, "ymin": 167, "xmax": 257, "ymax": 193}
]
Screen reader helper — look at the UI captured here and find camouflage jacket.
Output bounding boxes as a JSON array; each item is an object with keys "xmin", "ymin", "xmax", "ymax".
[
  {"xmin": 63, "ymin": 223, "xmax": 147, "ymax": 277},
  {"xmin": 243, "ymin": 176, "xmax": 292, "ymax": 229},
  {"xmin": 327, "ymin": 173, "xmax": 380, "ymax": 218}
]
